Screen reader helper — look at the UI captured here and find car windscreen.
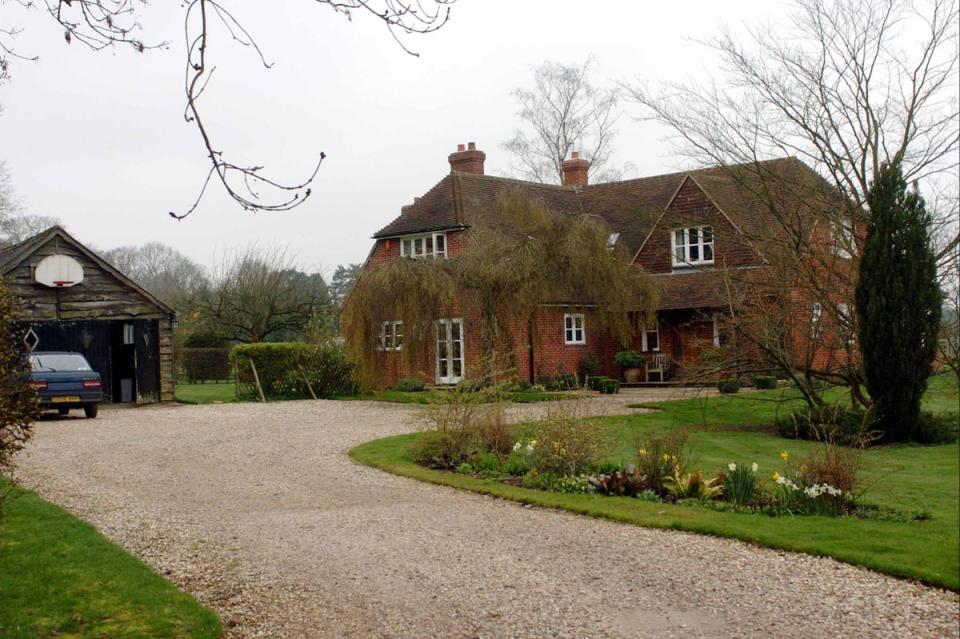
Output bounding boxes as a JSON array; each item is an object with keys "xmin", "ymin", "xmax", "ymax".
[{"xmin": 30, "ymin": 354, "xmax": 93, "ymax": 372}]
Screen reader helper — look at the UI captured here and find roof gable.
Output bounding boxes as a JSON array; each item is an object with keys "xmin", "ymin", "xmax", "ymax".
[{"xmin": 1, "ymin": 226, "xmax": 175, "ymax": 316}]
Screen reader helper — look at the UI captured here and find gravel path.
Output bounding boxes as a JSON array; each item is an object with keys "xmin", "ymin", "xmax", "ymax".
[{"xmin": 16, "ymin": 397, "xmax": 959, "ymax": 639}]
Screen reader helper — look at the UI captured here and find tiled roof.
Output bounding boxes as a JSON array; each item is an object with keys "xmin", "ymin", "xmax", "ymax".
[
  {"xmin": 372, "ymin": 158, "xmax": 826, "ymax": 260},
  {"xmin": 652, "ymin": 266, "xmax": 776, "ymax": 311}
]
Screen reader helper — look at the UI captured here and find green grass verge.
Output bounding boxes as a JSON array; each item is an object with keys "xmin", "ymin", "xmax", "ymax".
[
  {"xmin": 335, "ymin": 389, "xmax": 581, "ymax": 404},
  {"xmin": 175, "ymin": 383, "xmax": 578, "ymax": 405},
  {"xmin": 0, "ymin": 483, "xmax": 222, "ymax": 639},
  {"xmin": 174, "ymin": 382, "xmax": 237, "ymax": 405},
  {"xmin": 350, "ymin": 374, "xmax": 960, "ymax": 590}
]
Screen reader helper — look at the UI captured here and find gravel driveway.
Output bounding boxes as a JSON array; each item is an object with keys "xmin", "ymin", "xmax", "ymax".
[{"xmin": 16, "ymin": 397, "xmax": 960, "ymax": 638}]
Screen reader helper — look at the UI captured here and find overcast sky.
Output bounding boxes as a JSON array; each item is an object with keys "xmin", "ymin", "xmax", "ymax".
[{"xmin": 0, "ymin": 0, "xmax": 785, "ymax": 275}]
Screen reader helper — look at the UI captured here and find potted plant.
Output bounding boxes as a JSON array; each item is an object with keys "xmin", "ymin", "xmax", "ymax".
[{"xmin": 614, "ymin": 350, "xmax": 645, "ymax": 383}]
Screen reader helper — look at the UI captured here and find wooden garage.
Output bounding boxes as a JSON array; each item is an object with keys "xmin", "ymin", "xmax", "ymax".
[{"xmin": 0, "ymin": 226, "xmax": 176, "ymax": 403}]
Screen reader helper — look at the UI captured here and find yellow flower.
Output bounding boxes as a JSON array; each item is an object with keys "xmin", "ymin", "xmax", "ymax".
[
  {"xmin": 780, "ymin": 451, "xmax": 789, "ymax": 461},
  {"xmin": 662, "ymin": 453, "xmax": 670, "ymax": 461},
  {"xmin": 772, "ymin": 471, "xmax": 781, "ymax": 481},
  {"xmin": 638, "ymin": 448, "xmax": 647, "ymax": 457},
  {"xmin": 530, "ymin": 439, "xmax": 537, "ymax": 446}
]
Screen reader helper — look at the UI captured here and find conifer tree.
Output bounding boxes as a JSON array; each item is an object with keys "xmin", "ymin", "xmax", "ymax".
[{"xmin": 856, "ymin": 163, "xmax": 942, "ymax": 441}]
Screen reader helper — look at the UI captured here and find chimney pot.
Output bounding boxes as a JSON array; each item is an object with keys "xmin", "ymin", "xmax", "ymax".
[
  {"xmin": 561, "ymin": 151, "xmax": 590, "ymax": 187},
  {"xmin": 448, "ymin": 141, "xmax": 486, "ymax": 175}
]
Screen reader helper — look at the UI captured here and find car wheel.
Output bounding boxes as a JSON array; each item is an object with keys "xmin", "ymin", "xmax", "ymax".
[
  {"xmin": 57, "ymin": 408, "xmax": 69, "ymax": 415},
  {"xmin": 84, "ymin": 404, "xmax": 99, "ymax": 419}
]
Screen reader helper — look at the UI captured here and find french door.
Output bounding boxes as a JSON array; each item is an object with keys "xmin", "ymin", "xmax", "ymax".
[{"xmin": 435, "ymin": 318, "xmax": 465, "ymax": 384}]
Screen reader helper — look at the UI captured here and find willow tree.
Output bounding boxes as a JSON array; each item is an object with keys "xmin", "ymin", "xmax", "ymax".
[{"xmin": 341, "ymin": 192, "xmax": 658, "ymax": 388}]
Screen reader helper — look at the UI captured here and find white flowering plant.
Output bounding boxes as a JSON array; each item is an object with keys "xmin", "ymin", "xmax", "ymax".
[{"xmin": 723, "ymin": 460, "xmax": 759, "ymax": 506}]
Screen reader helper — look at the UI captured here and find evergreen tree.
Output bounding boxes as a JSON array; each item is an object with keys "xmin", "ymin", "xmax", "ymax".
[{"xmin": 856, "ymin": 163, "xmax": 942, "ymax": 441}]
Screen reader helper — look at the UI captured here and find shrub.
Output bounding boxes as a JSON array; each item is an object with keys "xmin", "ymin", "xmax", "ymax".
[
  {"xmin": 662, "ymin": 469, "xmax": 723, "ymax": 501},
  {"xmin": 716, "ymin": 378, "xmax": 740, "ymax": 394},
  {"xmin": 586, "ymin": 376, "xmax": 610, "ymax": 391},
  {"xmin": 771, "ymin": 447, "xmax": 859, "ymax": 516},
  {"xmin": 751, "ymin": 375, "xmax": 777, "ymax": 390},
  {"xmin": 577, "ymin": 353, "xmax": 600, "ymax": 382},
  {"xmin": 394, "ymin": 378, "xmax": 425, "ymax": 392},
  {"xmin": 502, "ymin": 453, "xmax": 530, "ymax": 476},
  {"xmin": 723, "ymin": 462, "xmax": 759, "ymax": 506},
  {"xmin": 180, "ymin": 347, "xmax": 230, "ymax": 382},
  {"xmin": 614, "ymin": 350, "xmax": 645, "ymax": 369},
  {"xmin": 475, "ymin": 410, "xmax": 516, "ymax": 469},
  {"xmin": 774, "ymin": 404, "xmax": 879, "ymax": 447},
  {"xmin": 527, "ymin": 407, "xmax": 613, "ymax": 475},
  {"xmin": 230, "ymin": 342, "xmax": 357, "ymax": 399},
  {"xmin": 913, "ymin": 412, "xmax": 959, "ymax": 444},
  {"xmin": 633, "ymin": 428, "xmax": 690, "ymax": 495},
  {"xmin": 589, "ymin": 467, "xmax": 648, "ymax": 496},
  {"xmin": 598, "ymin": 378, "xmax": 620, "ymax": 394},
  {"xmin": 408, "ymin": 429, "xmax": 476, "ymax": 469}
]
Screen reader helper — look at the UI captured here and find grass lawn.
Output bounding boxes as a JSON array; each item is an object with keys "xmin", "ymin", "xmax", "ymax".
[
  {"xmin": 350, "ymin": 373, "xmax": 960, "ymax": 590},
  {"xmin": 0, "ymin": 483, "xmax": 222, "ymax": 639},
  {"xmin": 175, "ymin": 382, "xmax": 579, "ymax": 405},
  {"xmin": 174, "ymin": 381, "xmax": 237, "ymax": 405}
]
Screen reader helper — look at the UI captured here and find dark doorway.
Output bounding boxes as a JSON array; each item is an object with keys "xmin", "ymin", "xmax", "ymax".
[
  {"xmin": 110, "ymin": 321, "xmax": 137, "ymax": 403},
  {"xmin": 133, "ymin": 319, "xmax": 161, "ymax": 402}
]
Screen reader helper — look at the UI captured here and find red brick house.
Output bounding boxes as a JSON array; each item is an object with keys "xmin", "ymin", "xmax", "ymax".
[{"xmin": 354, "ymin": 142, "xmax": 847, "ymax": 387}]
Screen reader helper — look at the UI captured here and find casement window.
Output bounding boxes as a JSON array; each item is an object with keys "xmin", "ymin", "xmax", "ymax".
[
  {"xmin": 400, "ymin": 232, "xmax": 447, "ymax": 259},
  {"xmin": 671, "ymin": 226, "xmax": 714, "ymax": 267},
  {"xmin": 832, "ymin": 220, "xmax": 856, "ymax": 259},
  {"xmin": 811, "ymin": 303, "xmax": 823, "ymax": 336},
  {"xmin": 379, "ymin": 320, "xmax": 403, "ymax": 351},
  {"xmin": 641, "ymin": 321, "xmax": 659, "ymax": 352},
  {"xmin": 564, "ymin": 313, "xmax": 585, "ymax": 345}
]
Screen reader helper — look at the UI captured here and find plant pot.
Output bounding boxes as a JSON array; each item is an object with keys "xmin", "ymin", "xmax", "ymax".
[{"xmin": 623, "ymin": 367, "xmax": 642, "ymax": 383}]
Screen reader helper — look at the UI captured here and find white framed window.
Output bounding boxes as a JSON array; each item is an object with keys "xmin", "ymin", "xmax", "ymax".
[
  {"xmin": 641, "ymin": 321, "xmax": 659, "ymax": 351},
  {"xmin": 564, "ymin": 313, "xmax": 585, "ymax": 345},
  {"xmin": 811, "ymin": 302, "xmax": 823, "ymax": 336},
  {"xmin": 378, "ymin": 320, "xmax": 403, "ymax": 351},
  {"xmin": 671, "ymin": 226, "xmax": 714, "ymax": 267},
  {"xmin": 400, "ymin": 232, "xmax": 447, "ymax": 259},
  {"xmin": 832, "ymin": 220, "xmax": 856, "ymax": 259}
]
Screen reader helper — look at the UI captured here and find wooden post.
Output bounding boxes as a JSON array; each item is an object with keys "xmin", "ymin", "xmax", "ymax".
[
  {"xmin": 249, "ymin": 358, "xmax": 266, "ymax": 403},
  {"xmin": 299, "ymin": 366, "xmax": 318, "ymax": 400}
]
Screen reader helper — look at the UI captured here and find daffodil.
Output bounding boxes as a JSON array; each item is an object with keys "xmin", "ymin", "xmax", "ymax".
[
  {"xmin": 728, "ymin": 462, "xmax": 737, "ymax": 472},
  {"xmin": 772, "ymin": 471, "xmax": 781, "ymax": 482},
  {"xmin": 662, "ymin": 453, "xmax": 670, "ymax": 461},
  {"xmin": 638, "ymin": 448, "xmax": 647, "ymax": 457},
  {"xmin": 751, "ymin": 462, "xmax": 759, "ymax": 473},
  {"xmin": 780, "ymin": 451, "xmax": 789, "ymax": 461}
]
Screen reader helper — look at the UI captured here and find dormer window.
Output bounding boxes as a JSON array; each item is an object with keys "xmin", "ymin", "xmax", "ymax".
[
  {"xmin": 672, "ymin": 226, "xmax": 714, "ymax": 267},
  {"xmin": 400, "ymin": 232, "xmax": 447, "ymax": 259}
]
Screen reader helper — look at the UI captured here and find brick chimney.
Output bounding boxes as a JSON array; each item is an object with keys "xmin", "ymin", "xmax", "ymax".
[
  {"xmin": 448, "ymin": 142, "xmax": 486, "ymax": 175},
  {"xmin": 561, "ymin": 151, "xmax": 590, "ymax": 187}
]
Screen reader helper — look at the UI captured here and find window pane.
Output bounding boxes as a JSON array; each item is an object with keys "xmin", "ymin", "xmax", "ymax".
[
  {"xmin": 565, "ymin": 315, "xmax": 573, "ymax": 329},
  {"xmin": 425, "ymin": 236, "xmax": 433, "ymax": 255},
  {"xmin": 435, "ymin": 234, "xmax": 445, "ymax": 253},
  {"xmin": 689, "ymin": 244, "xmax": 699, "ymax": 261},
  {"xmin": 703, "ymin": 243, "xmax": 713, "ymax": 261},
  {"xmin": 647, "ymin": 330, "xmax": 659, "ymax": 351},
  {"xmin": 453, "ymin": 359, "xmax": 462, "ymax": 377},
  {"xmin": 689, "ymin": 227, "xmax": 699, "ymax": 244},
  {"xmin": 451, "ymin": 321, "xmax": 461, "ymax": 340},
  {"xmin": 702, "ymin": 226, "xmax": 712, "ymax": 242},
  {"xmin": 674, "ymin": 229, "xmax": 685, "ymax": 247}
]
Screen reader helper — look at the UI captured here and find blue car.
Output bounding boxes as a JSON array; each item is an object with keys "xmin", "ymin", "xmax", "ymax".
[{"xmin": 28, "ymin": 351, "xmax": 103, "ymax": 418}]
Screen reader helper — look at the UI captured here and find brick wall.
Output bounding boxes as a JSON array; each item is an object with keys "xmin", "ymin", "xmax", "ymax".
[{"xmin": 634, "ymin": 178, "xmax": 760, "ymax": 273}]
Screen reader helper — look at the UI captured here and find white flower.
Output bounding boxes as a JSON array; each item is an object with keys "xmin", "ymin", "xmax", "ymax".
[
  {"xmin": 728, "ymin": 463, "xmax": 737, "ymax": 472},
  {"xmin": 526, "ymin": 444, "xmax": 535, "ymax": 453},
  {"xmin": 513, "ymin": 442, "xmax": 522, "ymax": 452},
  {"xmin": 751, "ymin": 462, "xmax": 759, "ymax": 473}
]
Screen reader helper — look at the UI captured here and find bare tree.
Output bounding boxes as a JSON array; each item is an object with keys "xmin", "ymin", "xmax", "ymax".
[
  {"xmin": 0, "ymin": 162, "xmax": 62, "ymax": 246},
  {"xmin": 102, "ymin": 242, "xmax": 208, "ymax": 309},
  {"xmin": 504, "ymin": 57, "xmax": 621, "ymax": 184},
  {"xmin": 191, "ymin": 246, "xmax": 329, "ymax": 343},
  {"xmin": 625, "ymin": 0, "xmax": 959, "ymax": 407},
  {"xmin": 1, "ymin": 1, "xmax": 456, "ymax": 217}
]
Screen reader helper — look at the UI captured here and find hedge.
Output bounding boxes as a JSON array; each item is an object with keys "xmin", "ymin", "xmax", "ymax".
[
  {"xmin": 180, "ymin": 348, "xmax": 230, "ymax": 383},
  {"xmin": 230, "ymin": 342, "xmax": 357, "ymax": 400}
]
